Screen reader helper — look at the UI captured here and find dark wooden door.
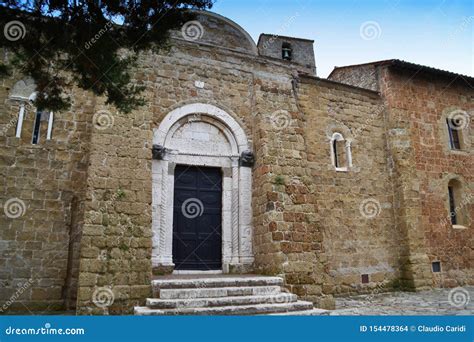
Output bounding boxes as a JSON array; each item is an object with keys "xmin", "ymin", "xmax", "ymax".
[{"xmin": 173, "ymin": 165, "xmax": 222, "ymax": 270}]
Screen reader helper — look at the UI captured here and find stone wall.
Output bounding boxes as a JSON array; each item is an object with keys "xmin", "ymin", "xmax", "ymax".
[
  {"xmin": 298, "ymin": 77, "xmax": 405, "ymax": 295},
  {"xmin": 328, "ymin": 64, "xmax": 379, "ymax": 92},
  {"xmin": 379, "ymin": 68, "xmax": 473, "ymax": 287},
  {"xmin": 330, "ymin": 63, "xmax": 473, "ymax": 288},
  {"xmin": 74, "ymin": 73, "xmax": 157, "ymax": 313},
  {"xmin": 0, "ymin": 75, "xmax": 93, "ymax": 313},
  {"xmin": 250, "ymin": 67, "xmax": 334, "ymax": 308},
  {"xmin": 377, "ymin": 67, "xmax": 433, "ymax": 290}
]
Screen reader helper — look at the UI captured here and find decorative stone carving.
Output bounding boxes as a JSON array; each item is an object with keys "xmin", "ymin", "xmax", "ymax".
[
  {"xmin": 152, "ymin": 103, "xmax": 254, "ymax": 273},
  {"xmin": 239, "ymin": 150, "xmax": 255, "ymax": 167},
  {"xmin": 9, "ymin": 77, "xmax": 37, "ymax": 101},
  {"xmin": 152, "ymin": 144, "xmax": 166, "ymax": 160}
]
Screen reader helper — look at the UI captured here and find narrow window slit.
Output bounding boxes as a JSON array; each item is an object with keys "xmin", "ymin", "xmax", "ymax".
[
  {"xmin": 32, "ymin": 110, "xmax": 42, "ymax": 145},
  {"xmin": 448, "ymin": 185, "xmax": 457, "ymax": 225}
]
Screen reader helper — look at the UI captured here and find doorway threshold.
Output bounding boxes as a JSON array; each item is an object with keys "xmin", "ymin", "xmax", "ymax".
[{"xmin": 172, "ymin": 270, "xmax": 223, "ymax": 275}]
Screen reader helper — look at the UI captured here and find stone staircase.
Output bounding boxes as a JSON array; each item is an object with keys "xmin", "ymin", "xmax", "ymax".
[{"xmin": 134, "ymin": 275, "xmax": 328, "ymax": 315}]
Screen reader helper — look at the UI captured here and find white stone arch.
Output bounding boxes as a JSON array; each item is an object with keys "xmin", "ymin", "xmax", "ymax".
[
  {"xmin": 7, "ymin": 78, "xmax": 44, "ymax": 139},
  {"xmin": 152, "ymin": 103, "xmax": 253, "ymax": 273},
  {"xmin": 9, "ymin": 77, "xmax": 37, "ymax": 102},
  {"xmin": 154, "ymin": 103, "xmax": 249, "ymax": 153}
]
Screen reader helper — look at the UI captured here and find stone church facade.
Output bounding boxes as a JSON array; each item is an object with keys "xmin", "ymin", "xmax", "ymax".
[{"xmin": 0, "ymin": 11, "xmax": 472, "ymax": 314}]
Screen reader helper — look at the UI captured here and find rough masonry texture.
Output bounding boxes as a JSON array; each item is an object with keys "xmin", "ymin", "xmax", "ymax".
[{"xmin": 0, "ymin": 12, "xmax": 472, "ymax": 314}]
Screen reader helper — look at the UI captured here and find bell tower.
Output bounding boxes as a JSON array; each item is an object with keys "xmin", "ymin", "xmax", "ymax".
[{"xmin": 257, "ymin": 34, "xmax": 316, "ymax": 75}]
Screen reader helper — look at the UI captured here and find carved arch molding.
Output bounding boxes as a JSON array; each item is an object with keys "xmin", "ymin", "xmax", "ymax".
[{"xmin": 151, "ymin": 103, "xmax": 254, "ymax": 272}]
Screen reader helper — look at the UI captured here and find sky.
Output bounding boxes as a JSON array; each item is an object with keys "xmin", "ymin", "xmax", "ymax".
[{"xmin": 211, "ymin": 0, "xmax": 473, "ymax": 78}]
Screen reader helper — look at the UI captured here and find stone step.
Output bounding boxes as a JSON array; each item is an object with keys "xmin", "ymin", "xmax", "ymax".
[
  {"xmin": 152, "ymin": 276, "xmax": 284, "ymax": 290},
  {"xmin": 146, "ymin": 293, "xmax": 297, "ymax": 309},
  {"xmin": 158, "ymin": 285, "xmax": 282, "ymax": 300},
  {"xmin": 135, "ymin": 300, "xmax": 314, "ymax": 316},
  {"xmin": 267, "ymin": 308, "xmax": 330, "ymax": 316}
]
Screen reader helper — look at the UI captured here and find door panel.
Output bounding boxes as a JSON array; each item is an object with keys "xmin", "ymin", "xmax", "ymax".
[{"xmin": 173, "ymin": 165, "xmax": 222, "ymax": 270}]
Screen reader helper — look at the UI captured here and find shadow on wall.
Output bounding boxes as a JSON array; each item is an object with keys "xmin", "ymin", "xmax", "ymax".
[{"xmin": 63, "ymin": 196, "xmax": 84, "ymax": 310}]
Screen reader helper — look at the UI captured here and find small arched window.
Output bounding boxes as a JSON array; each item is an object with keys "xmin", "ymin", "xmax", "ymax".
[
  {"xmin": 447, "ymin": 179, "xmax": 469, "ymax": 228},
  {"xmin": 330, "ymin": 132, "xmax": 352, "ymax": 171},
  {"xmin": 282, "ymin": 42, "xmax": 292, "ymax": 61},
  {"xmin": 9, "ymin": 78, "xmax": 36, "ymax": 139}
]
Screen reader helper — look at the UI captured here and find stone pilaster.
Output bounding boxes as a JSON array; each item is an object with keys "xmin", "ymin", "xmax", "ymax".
[{"xmin": 378, "ymin": 68, "xmax": 433, "ymax": 290}]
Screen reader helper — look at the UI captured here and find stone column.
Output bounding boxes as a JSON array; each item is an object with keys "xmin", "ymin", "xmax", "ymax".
[
  {"xmin": 230, "ymin": 161, "xmax": 240, "ymax": 266},
  {"xmin": 221, "ymin": 167, "xmax": 233, "ymax": 271},
  {"xmin": 239, "ymin": 165, "xmax": 254, "ymax": 266}
]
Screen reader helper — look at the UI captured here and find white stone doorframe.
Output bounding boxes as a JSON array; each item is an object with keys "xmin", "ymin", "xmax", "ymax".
[{"xmin": 152, "ymin": 103, "xmax": 254, "ymax": 273}]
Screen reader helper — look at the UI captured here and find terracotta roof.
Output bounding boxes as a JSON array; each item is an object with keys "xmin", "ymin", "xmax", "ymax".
[{"xmin": 329, "ymin": 59, "xmax": 474, "ymax": 85}]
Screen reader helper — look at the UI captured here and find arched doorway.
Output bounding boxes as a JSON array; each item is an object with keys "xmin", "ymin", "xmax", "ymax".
[{"xmin": 152, "ymin": 103, "xmax": 254, "ymax": 273}]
